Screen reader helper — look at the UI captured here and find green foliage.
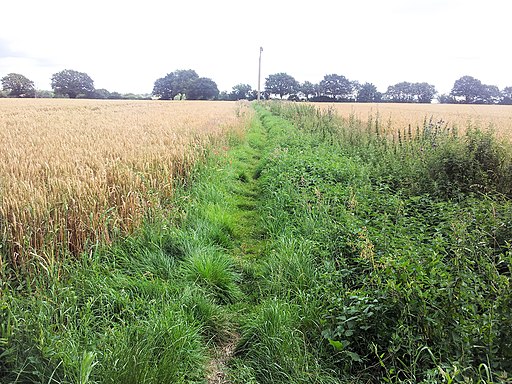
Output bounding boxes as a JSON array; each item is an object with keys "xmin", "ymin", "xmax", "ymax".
[
  {"xmin": 152, "ymin": 69, "xmax": 199, "ymax": 100},
  {"xmin": 182, "ymin": 246, "xmax": 242, "ymax": 304},
  {"xmin": 0, "ymin": 125, "xmax": 254, "ymax": 382},
  {"xmin": 383, "ymin": 81, "xmax": 437, "ymax": 103},
  {"xmin": 264, "ymin": 72, "xmax": 299, "ymax": 99},
  {"xmin": 319, "ymin": 74, "xmax": 353, "ymax": 101},
  {"xmin": 152, "ymin": 70, "xmax": 219, "ymax": 100},
  {"xmin": 1, "ymin": 73, "xmax": 35, "ymax": 97},
  {"xmin": 186, "ymin": 77, "xmax": 220, "ymax": 100},
  {"xmin": 450, "ymin": 75, "xmax": 503, "ymax": 104},
  {"xmin": 230, "ymin": 83, "xmax": 253, "ymax": 100},
  {"xmin": 51, "ymin": 69, "xmax": 95, "ymax": 99},
  {"xmin": 250, "ymin": 104, "xmax": 512, "ymax": 382}
]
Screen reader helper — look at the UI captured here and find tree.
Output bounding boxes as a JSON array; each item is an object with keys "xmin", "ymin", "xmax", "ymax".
[
  {"xmin": 437, "ymin": 94, "xmax": 457, "ymax": 104},
  {"xmin": 152, "ymin": 69, "xmax": 199, "ymax": 100},
  {"xmin": 414, "ymin": 82, "xmax": 437, "ymax": 103},
  {"xmin": 478, "ymin": 84, "xmax": 501, "ymax": 104},
  {"xmin": 450, "ymin": 76, "xmax": 483, "ymax": 104},
  {"xmin": 384, "ymin": 82, "xmax": 436, "ymax": 103},
  {"xmin": 501, "ymin": 86, "xmax": 512, "ymax": 105},
  {"xmin": 384, "ymin": 82, "xmax": 414, "ymax": 102},
  {"xmin": 230, "ymin": 83, "xmax": 253, "ymax": 100},
  {"xmin": 92, "ymin": 88, "xmax": 111, "ymax": 99},
  {"xmin": 356, "ymin": 82, "xmax": 381, "ymax": 102},
  {"xmin": 265, "ymin": 73, "xmax": 299, "ymax": 99},
  {"xmin": 51, "ymin": 69, "xmax": 94, "ymax": 98},
  {"xmin": 1, "ymin": 73, "xmax": 35, "ymax": 97},
  {"xmin": 187, "ymin": 77, "xmax": 219, "ymax": 100},
  {"xmin": 299, "ymin": 81, "xmax": 317, "ymax": 101},
  {"xmin": 319, "ymin": 74, "xmax": 353, "ymax": 100}
]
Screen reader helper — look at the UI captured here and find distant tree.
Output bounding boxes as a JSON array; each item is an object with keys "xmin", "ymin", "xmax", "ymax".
[
  {"xmin": 501, "ymin": 86, "xmax": 512, "ymax": 105},
  {"xmin": 415, "ymin": 82, "xmax": 437, "ymax": 103},
  {"xmin": 108, "ymin": 92, "xmax": 123, "ymax": 99},
  {"xmin": 384, "ymin": 82, "xmax": 414, "ymax": 102},
  {"xmin": 356, "ymin": 82, "xmax": 381, "ymax": 102},
  {"xmin": 152, "ymin": 69, "xmax": 199, "ymax": 100},
  {"xmin": 450, "ymin": 76, "xmax": 483, "ymax": 104},
  {"xmin": 93, "ymin": 88, "xmax": 111, "ymax": 99},
  {"xmin": 230, "ymin": 83, "xmax": 253, "ymax": 100},
  {"xmin": 299, "ymin": 81, "xmax": 317, "ymax": 100},
  {"xmin": 218, "ymin": 91, "xmax": 230, "ymax": 101},
  {"xmin": 187, "ymin": 77, "xmax": 219, "ymax": 100},
  {"xmin": 437, "ymin": 93, "xmax": 457, "ymax": 104},
  {"xmin": 51, "ymin": 69, "xmax": 94, "ymax": 98},
  {"xmin": 265, "ymin": 73, "xmax": 299, "ymax": 99},
  {"xmin": 384, "ymin": 82, "xmax": 436, "ymax": 103},
  {"xmin": 319, "ymin": 74, "xmax": 353, "ymax": 100},
  {"xmin": 1, "ymin": 73, "xmax": 35, "ymax": 97},
  {"xmin": 478, "ymin": 84, "xmax": 501, "ymax": 104},
  {"xmin": 35, "ymin": 90, "xmax": 54, "ymax": 98}
]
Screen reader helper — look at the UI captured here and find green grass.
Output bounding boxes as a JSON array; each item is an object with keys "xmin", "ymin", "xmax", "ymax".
[
  {"xmin": 248, "ymin": 103, "xmax": 512, "ymax": 383},
  {"xmin": 2, "ymin": 102, "xmax": 511, "ymax": 383}
]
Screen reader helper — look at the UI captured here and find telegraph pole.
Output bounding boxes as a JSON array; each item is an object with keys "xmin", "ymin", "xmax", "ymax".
[{"xmin": 257, "ymin": 46, "xmax": 263, "ymax": 101}]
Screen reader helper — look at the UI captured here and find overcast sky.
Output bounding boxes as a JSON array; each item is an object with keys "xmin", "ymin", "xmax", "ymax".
[{"xmin": 0, "ymin": 0, "xmax": 510, "ymax": 95}]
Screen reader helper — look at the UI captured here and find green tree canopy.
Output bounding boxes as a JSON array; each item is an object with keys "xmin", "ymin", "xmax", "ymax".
[
  {"xmin": 1, "ymin": 73, "xmax": 35, "ymax": 97},
  {"xmin": 152, "ymin": 69, "xmax": 199, "ymax": 100},
  {"xmin": 51, "ymin": 69, "xmax": 94, "ymax": 98},
  {"xmin": 265, "ymin": 73, "xmax": 299, "ymax": 99},
  {"xmin": 384, "ymin": 82, "xmax": 436, "ymax": 103},
  {"xmin": 230, "ymin": 83, "xmax": 253, "ymax": 100},
  {"xmin": 501, "ymin": 86, "xmax": 512, "ymax": 105},
  {"xmin": 450, "ymin": 76, "xmax": 483, "ymax": 104},
  {"xmin": 299, "ymin": 81, "xmax": 317, "ymax": 100},
  {"xmin": 356, "ymin": 82, "xmax": 381, "ymax": 102},
  {"xmin": 319, "ymin": 74, "xmax": 353, "ymax": 100},
  {"xmin": 187, "ymin": 77, "xmax": 219, "ymax": 100}
]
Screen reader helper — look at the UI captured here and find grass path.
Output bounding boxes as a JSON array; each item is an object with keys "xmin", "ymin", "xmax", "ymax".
[{"xmin": 201, "ymin": 114, "xmax": 268, "ymax": 383}]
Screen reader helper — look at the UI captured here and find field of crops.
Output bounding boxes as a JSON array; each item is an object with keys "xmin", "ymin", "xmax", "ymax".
[
  {"xmin": 316, "ymin": 102, "xmax": 512, "ymax": 140},
  {"xmin": 1, "ymin": 100, "xmax": 511, "ymax": 383},
  {"xmin": 0, "ymin": 99, "xmax": 250, "ymax": 273}
]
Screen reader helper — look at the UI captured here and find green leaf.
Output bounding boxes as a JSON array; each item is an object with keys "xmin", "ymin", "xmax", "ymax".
[
  {"xmin": 346, "ymin": 351, "xmax": 363, "ymax": 362},
  {"xmin": 328, "ymin": 339, "xmax": 344, "ymax": 351}
]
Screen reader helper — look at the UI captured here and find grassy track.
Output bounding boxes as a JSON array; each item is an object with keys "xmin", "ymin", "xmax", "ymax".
[{"xmin": 2, "ymin": 103, "xmax": 511, "ymax": 383}]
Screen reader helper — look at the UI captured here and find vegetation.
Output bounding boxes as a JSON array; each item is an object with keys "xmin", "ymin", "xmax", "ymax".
[
  {"xmin": 152, "ymin": 69, "xmax": 219, "ymax": 100},
  {"xmin": 0, "ymin": 73, "xmax": 35, "ymax": 97},
  {"xmin": 0, "ymin": 99, "xmax": 250, "ymax": 275},
  {"xmin": 2, "ymin": 67, "xmax": 511, "ymax": 104},
  {"xmin": 264, "ymin": 73, "xmax": 300, "ymax": 99},
  {"xmin": 237, "ymin": 102, "xmax": 511, "ymax": 383},
  {"xmin": 313, "ymin": 102, "xmax": 512, "ymax": 142},
  {"xmin": 383, "ymin": 82, "xmax": 437, "ymax": 103},
  {"xmin": 1, "ymin": 99, "xmax": 512, "ymax": 383},
  {"xmin": 51, "ymin": 69, "xmax": 95, "ymax": 98}
]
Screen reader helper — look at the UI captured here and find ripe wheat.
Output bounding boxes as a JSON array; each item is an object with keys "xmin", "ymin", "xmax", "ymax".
[{"xmin": 0, "ymin": 99, "xmax": 251, "ymax": 273}]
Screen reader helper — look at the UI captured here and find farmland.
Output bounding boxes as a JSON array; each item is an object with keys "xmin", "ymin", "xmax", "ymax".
[
  {"xmin": 0, "ymin": 99, "xmax": 250, "ymax": 273},
  {"xmin": 1, "ymin": 100, "xmax": 512, "ymax": 383},
  {"xmin": 316, "ymin": 102, "xmax": 512, "ymax": 140}
]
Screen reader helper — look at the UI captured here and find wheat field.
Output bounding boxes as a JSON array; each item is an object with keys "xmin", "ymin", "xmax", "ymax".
[
  {"xmin": 316, "ymin": 103, "xmax": 512, "ymax": 139},
  {"xmin": 0, "ymin": 99, "xmax": 250, "ymax": 272}
]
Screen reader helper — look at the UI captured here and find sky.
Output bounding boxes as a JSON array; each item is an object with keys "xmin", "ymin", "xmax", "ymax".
[{"xmin": 0, "ymin": 0, "xmax": 511, "ymax": 96}]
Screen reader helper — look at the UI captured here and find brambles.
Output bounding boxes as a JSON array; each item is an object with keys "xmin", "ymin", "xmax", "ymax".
[{"xmin": 249, "ymin": 104, "xmax": 512, "ymax": 382}]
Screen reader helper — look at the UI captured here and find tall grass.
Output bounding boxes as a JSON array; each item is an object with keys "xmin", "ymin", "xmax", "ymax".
[{"xmin": 250, "ymin": 103, "xmax": 512, "ymax": 382}]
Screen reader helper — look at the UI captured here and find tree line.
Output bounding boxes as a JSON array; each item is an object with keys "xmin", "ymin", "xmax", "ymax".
[{"xmin": 1, "ymin": 69, "xmax": 511, "ymax": 105}]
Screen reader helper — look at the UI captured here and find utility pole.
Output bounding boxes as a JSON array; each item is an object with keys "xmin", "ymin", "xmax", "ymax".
[{"xmin": 257, "ymin": 46, "xmax": 263, "ymax": 101}]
